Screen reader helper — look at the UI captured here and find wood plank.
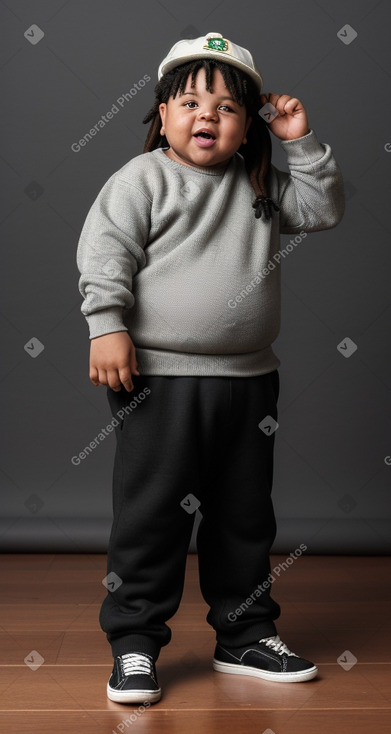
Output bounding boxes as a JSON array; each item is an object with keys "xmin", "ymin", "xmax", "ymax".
[
  {"xmin": 0, "ymin": 711, "xmax": 390, "ymax": 734},
  {"xmin": 0, "ymin": 663, "xmax": 390, "ymax": 711},
  {"xmin": 1, "ymin": 624, "xmax": 390, "ymax": 664}
]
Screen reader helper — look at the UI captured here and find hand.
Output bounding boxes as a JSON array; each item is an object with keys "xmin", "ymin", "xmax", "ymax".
[
  {"xmin": 260, "ymin": 93, "xmax": 309, "ymax": 141},
  {"xmin": 89, "ymin": 331, "xmax": 140, "ymax": 392}
]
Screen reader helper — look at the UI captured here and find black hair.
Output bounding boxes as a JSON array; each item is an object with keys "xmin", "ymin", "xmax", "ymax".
[{"xmin": 142, "ymin": 58, "xmax": 279, "ymax": 220}]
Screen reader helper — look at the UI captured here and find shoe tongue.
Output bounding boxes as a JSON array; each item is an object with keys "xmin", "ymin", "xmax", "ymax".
[
  {"xmin": 260, "ymin": 636, "xmax": 296, "ymax": 657},
  {"xmin": 122, "ymin": 652, "xmax": 152, "ymax": 675}
]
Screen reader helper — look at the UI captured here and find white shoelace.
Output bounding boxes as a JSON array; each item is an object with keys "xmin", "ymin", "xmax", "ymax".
[
  {"xmin": 258, "ymin": 635, "xmax": 298, "ymax": 657},
  {"xmin": 121, "ymin": 652, "xmax": 154, "ymax": 677}
]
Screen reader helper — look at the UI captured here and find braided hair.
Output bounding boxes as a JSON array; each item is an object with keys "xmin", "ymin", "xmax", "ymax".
[{"xmin": 142, "ymin": 58, "xmax": 280, "ymax": 220}]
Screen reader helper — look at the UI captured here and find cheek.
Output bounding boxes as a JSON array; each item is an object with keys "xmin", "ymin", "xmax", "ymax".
[
  {"xmin": 226, "ymin": 122, "xmax": 244, "ymax": 141},
  {"xmin": 176, "ymin": 120, "xmax": 193, "ymax": 138},
  {"xmin": 223, "ymin": 117, "xmax": 242, "ymax": 133}
]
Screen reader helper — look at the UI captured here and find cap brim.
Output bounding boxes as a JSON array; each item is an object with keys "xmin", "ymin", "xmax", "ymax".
[{"xmin": 158, "ymin": 52, "xmax": 262, "ymax": 92}]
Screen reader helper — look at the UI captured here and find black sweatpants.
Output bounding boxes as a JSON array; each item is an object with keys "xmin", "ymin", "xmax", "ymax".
[{"xmin": 99, "ymin": 371, "xmax": 281, "ymax": 661}]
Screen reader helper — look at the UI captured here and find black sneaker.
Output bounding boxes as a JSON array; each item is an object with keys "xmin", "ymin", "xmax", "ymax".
[
  {"xmin": 107, "ymin": 651, "xmax": 162, "ymax": 703},
  {"xmin": 213, "ymin": 635, "xmax": 318, "ymax": 683}
]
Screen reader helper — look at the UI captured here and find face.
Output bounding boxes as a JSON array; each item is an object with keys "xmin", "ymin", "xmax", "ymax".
[{"xmin": 158, "ymin": 66, "xmax": 252, "ymax": 170}]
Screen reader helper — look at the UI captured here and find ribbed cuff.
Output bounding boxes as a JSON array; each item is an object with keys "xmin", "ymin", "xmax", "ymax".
[
  {"xmin": 110, "ymin": 634, "xmax": 162, "ymax": 662},
  {"xmin": 279, "ymin": 128, "xmax": 327, "ymax": 165},
  {"xmin": 216, "ymin": 620, "xmax": 278, "ymax": 649},
  {"xmin": 85, "ymin": 307, "xmax": 127, "ymax": 339}
]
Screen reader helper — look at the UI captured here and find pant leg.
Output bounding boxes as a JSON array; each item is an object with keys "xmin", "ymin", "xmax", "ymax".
[
  {"xmin": 196, "ymin": 370, "xmax": 281, "ymax": 647},
  {"xmin": 99, "ymin": 374, "xmax": 199, "ymax": 661}
]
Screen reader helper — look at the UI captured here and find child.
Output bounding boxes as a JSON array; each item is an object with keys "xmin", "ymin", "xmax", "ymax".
[{"xmin": 76, "ymin": 31, "xmax": 344, "ymax": 704}]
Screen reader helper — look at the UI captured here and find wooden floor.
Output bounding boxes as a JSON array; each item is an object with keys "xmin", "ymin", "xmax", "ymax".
[{"xmin": 0, "ymin": 554, "xmax": 390, "ymax": 733}]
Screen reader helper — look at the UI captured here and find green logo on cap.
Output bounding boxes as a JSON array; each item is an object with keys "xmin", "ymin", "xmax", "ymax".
[{"xmin": 204, "ymin": 37, "xmax": 229, "ymax": 52}]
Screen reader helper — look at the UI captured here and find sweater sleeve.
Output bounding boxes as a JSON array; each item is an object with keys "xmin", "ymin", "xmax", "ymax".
[
  {"xmin": 76, "ymin": 174, "xmax": 151, "ymax": 339},
  {"xmin": 270, "ymin": 128, "xmax": 345, "ymax": 234}
]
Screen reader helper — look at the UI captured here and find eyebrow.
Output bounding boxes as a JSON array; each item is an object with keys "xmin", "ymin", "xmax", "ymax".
[{"xmin": 182, "ymin": 91, "xmax": 237, "ymax": 103}]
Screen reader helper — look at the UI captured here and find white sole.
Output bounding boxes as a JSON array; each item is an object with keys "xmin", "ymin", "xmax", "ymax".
[
  {"xmin": 107, "ymin": 683, "xmax": 162, "ymax": 703},
  {"xmin": 213, "ymin": 659, "xmax": 318, "ymax": 683}
]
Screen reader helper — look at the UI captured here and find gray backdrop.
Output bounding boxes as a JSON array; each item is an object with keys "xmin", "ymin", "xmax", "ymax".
[{"xmin": 1, "ymin": 0, "xmax": 390, "ymax": 553}]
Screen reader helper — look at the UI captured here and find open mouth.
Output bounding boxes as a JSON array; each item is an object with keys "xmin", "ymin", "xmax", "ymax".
[
  {"xmin": 193, "ymin": 131, "xmax": 216, "ymax": 140},
  {"xmin": 193, "ymin": 131, "xmax": 217, "ymax": 148}
]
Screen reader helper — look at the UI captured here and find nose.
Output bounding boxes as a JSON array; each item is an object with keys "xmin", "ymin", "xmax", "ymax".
[{"xmin": 197, "ymin": 107, "xmax": 218, "ymax": 121}]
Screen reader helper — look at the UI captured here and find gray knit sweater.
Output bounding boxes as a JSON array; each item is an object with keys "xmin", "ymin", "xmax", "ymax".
[{"xmin": 76, "ymin": 129, "xmax": 344, "ymax": 376}]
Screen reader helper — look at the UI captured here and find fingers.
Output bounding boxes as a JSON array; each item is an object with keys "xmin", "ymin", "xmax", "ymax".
[
  {"xmin": 122, "ymin": 349, "xmax": 143, "ymax": 391},
  {"xmin": 118, "ymin": 349, "xmax": 140, "ymax": 392},
  {"xmin": 89, "ymin": 365, "xmax": 100, "ymax": 387},
  {"xmin": 129, "ymin": 350, "xmax": 140, "ymax": 377},
  {"xmin": 270, "ymin": 94, "xmax": 291, "ymax": 114},
  {"xmin": 96, "ymin": 368, "xmax": 131, "ymax": 392},
  {"xmin": 107, "ymin": 369, "xmax": 126, "ymax": 392},
  {"xmin": 260, "ymin": 93, "xmax": 302, "ymax": 115},
  {"xmin": 118, "ymin": 368, "xmax": 135, "ymax": 393},
  {"xmin": 91, "ymin": 367, "xmax": 137, "ymax": 393},
  {"xmin": 278, "ymin": 96, "xmax": 302, "ymax": 116}
]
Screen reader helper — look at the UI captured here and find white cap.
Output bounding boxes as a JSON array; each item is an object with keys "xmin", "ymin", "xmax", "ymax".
[{"xmin": 158, "ymin": 32, "xmax": 263, "ymax": 93}]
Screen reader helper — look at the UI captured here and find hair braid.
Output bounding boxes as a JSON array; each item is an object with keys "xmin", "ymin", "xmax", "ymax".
[{"xmin": 142, "ymin": 58, "xmax": 279, "ymax": 220}]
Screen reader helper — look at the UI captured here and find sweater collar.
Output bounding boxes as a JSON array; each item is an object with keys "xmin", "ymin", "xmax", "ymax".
[{"xmin": 153, "ymin": 147, "xmax": 232, "ymax": 176}]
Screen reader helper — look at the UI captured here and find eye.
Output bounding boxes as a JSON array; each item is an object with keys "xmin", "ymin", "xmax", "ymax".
[{"xmin": 183, "ymin": 101, "xmax": 234, "ymax": 112}]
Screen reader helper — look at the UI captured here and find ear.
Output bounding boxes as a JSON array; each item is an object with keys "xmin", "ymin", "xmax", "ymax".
[
  {"xmin": 159, "ymin": 103, "xmax": 167, "ymax": 126},
  {"xmin": 245, "ymin": 115, "xmax": 252, "ymax": 136}
]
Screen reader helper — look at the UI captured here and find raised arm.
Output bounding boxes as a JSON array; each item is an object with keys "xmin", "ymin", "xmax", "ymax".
[{"xmin": 261, "ymin": 93, "xmax": 345, "ymax": 233}]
